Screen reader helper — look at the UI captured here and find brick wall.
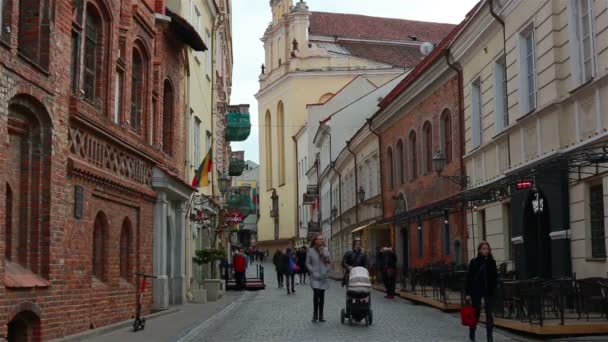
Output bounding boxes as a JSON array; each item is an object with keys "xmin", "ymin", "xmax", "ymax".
[
  {"xmin": 0, "ymin": 0, "xmax": 189, "ymax": 340},
  {"xmin": 380, "ymin": 75, "xmax": 467, "ymax": 267}
]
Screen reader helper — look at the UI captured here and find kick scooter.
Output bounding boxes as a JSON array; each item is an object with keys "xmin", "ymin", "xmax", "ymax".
[{"xmin": 133, "ymin": 272, "xmax": 157, "ymax": 332}]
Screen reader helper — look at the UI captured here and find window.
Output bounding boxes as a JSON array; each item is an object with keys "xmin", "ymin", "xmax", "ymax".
[
  {"xmin": 131, "ymin": 49, "xmax": 144, "ymax": 132},
  {"xmin": 92, "ymin": 212, "xmax": 107, "ymax": 281},
  {"xmin": 441, "ymin": 110, "xmax": 452, "ymax": 164},
  {"xmin": 206, "ymin": 130, "xmax": 212, "ymax": 152},
  {"xmin": 265, "ymin": 110, "xmax": 273, "ymax": 188},
  {"xmin": 386, "ymin": 147, "xmax": 394, "ymax": 190},
  {"xmin": 417, "ymin": 226, "xmax": 423, "ymax": 257},
  {"xmin": 83, "ymin": 11, "xmax": 100, "ymax": 103},
  {"xmin": 409, "ymin": 131, "xmax": 418, "ymax": 180},
  {"xmin": 570, "ymin": 0, "xmax": 595, "ymax": 85},
  {"xmin": 205, "ymin": 29, "xmax": 212, "ymax": 76},
  {"xmin": 396, "ymin": 140, "xmax": 404, "ymax": 184},
  {"xmin": 194, "ymin": 117, "xmax": 201, "ymax": 165},
  {"xmin": 423, "ymin": 122, "xmax": 433, "ymax": 173},
  {"xmin": 5, "ymin": 183, "xmax": 12, "ymax": 260},
  {"xmin": 503, "ymin": 202, "xmax": 513, "ymax": 260},
  {"xmin": 162, "ymin": 80, "xmax": 174, "ymax": 155},
  {"xmin": 589, "ymin": 184, "xmax": 606, "ymax": 258},
  {"xmin": 494, "ymin": 57, "xmax": 508, "ymax": 132},
  {"xmin": 519, "ymin": 25, "xmax": 536, "ymax": 113},
  {"xmin": 471, "ymin": 79, "xmax": 482, "ymax": 148},
  {"xmin": 18, "ymin": 0, "xmax": 51, "ymax": 69},
  {"xmin": 71, "ymin": 31, "xmax": 81, "ymax": 94},
  {"xmin": 194, "ymin": 6, "xmax": 201, "ymax": 32},
  {"xmin": 114, "ymin": 70, "xmax": 123, "ymax": 123},
  {"xmin": 277, "ymin": 102, "xmax": 285, "ymax": 185},
  {"xmin": 479, "ymin": 209, "xmax": 487, "ymax": 241},
  {"xmin": 120, "ymin": 219, "xmax": 131, "ymax": 280}
]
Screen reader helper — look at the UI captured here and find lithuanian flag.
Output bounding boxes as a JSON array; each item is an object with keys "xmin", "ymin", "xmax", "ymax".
[{"xmin": 192, "ymin": 148, "xmax": 213, "ymax": 188}]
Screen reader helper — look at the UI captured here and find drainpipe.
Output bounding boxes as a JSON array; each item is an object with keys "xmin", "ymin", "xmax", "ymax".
[
  {"xmin": 346, "ymin": 140, "xmax": 359, "ymax": 225},
  {"xmin": 292, "ymin": 135, "xmax": 300, "ymax": 241},
  {"xmin": 445, "ymin": 49, "xmax": 468, "ymax": 262},
  {"xmin": 330, "ymin": 161, "xmax": 343, "ymax": 238}
]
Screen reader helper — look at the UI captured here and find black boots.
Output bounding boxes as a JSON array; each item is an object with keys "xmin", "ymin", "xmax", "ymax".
[
  {"xmin": 468, "ymin": 326, "xmax": 493, "ymax": 342},
  {"xmin": 468, "ymin": 327, "xmax": 475, "ymax": 341},
  {"xmin": 486, "ymin": 327, "xmax": 494, "ymax": 342}
]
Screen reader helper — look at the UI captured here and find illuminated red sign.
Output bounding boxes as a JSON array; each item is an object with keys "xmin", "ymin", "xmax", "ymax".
[
  {"xmin": 224, "ymin": 209, "xmax": 244, "ymax": 224},
  {"xmin": 515, "ymin": 181, "xmax": 534, "ymax": 190}
]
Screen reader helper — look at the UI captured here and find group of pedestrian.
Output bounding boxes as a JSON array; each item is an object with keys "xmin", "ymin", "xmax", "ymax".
[
  {"xmin": 245, "ymin": 248, "xmax": 267, "ymax": 265},
  {"xmin": 272, "ymin": 246, "xmax": 310, "ymax": 295}
]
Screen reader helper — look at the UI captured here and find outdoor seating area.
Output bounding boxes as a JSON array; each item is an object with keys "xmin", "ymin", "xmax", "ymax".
[{"xmin": 370, "ymin": 262, "xmax": 608, "ymax": 335}]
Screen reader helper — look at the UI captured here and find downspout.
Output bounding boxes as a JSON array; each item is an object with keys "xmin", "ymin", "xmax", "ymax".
[
  {"xmin": 445, "ymin": 49, "xmax": 467, "ymax": 262},
  {"xmin": 346, "ymin": 140, "xmax": 359, "ymax": 225},
  {"xmin": 210, "ymin": 15, "xmax": 220, "ymax": 197},
  {"xmin": 330, "ymin": 162, "xmax": 343, "ymax": 239},
  {"xmin": 292, "ymin": 135, "xmax": 300, "ymax": 241}
]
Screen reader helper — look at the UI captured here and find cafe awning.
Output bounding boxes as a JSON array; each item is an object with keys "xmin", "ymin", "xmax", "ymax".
[{"xmin": 351, "ymin": 221, "xmax": 390, "ymax": 234}]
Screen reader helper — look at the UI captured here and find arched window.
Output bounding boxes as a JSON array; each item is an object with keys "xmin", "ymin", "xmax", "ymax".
[
  {"xmin": 409, "ymin": 131, "xmax": 418, "ymax": 180},
  {"xmin": 83, "ymin": 6, "xmax": 101, "ymax": 104},
  {"xmin": 386, "ymin": 147, "xmax": 394, "ymax": 190},
  {"xmin": 277, "ymin": 101, "xmax": 286, "ymax": 185},
  {"xmin": 423, "ymin": 122, "xmax": 433, "ymax": 173},
  {"xmin": 441, "ymin": 110, "xmax": 453, "ymax": 164},
  {"xmin": 92, "ymin": 212, "xmax": 108, "ymax": 282},
  {"xmin": 131, "ymin": 47, "xmax": 146, "ymax": 133},
  {"xmin": 18, "ymin": 0, "xmax": 51, "ymax": 70},
  {"xmin": 120, "ymin": 219, "xmax": 131, "ymax": 280},
  {"xmin": 265, "ymin": 110, "xmax": 273, "ymax": 189},
  {"xmin": 396, "ymin": 139, "xmax": 404, "ymax": 184},
  {"xmin": 162, "ymin": 80, "xmax": 174, "ymax": 155},
  {"xmin": 7, "ymin": 96, "xmax": 52, "ymax": 276},
  {"xmin": 7, "ymin": 311, "xmax": 41, "ymax": 342},
  {"xmin": 5, "ymin": 183, "xmax": 12, "ymax": 260}
]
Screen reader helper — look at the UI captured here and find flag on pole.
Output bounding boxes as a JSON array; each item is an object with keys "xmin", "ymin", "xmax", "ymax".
[{"xmin": 192, "ymin": 148, "xmax": 213, "ymax": 188}]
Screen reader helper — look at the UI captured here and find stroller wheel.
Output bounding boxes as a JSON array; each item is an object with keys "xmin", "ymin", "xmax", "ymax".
[
  {"xmin": 369, "ymin": 310, "xmax": 373, "ymax": 325},
  {"xmin": 340, "ymin": 309, "xmax": 345, "ymax": 324},
  {"xmin": 348, "ymin": 314, "xmax": 353, "ymax": 326},
  {"xmin": 365, "ymin": 315, "xmax": 369, "ymax": 326}
]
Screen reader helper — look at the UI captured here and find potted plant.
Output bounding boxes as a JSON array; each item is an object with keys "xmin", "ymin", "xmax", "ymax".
[{"xmin": 192, "ymin": 248, "xmax": 226, "ymax": 302}]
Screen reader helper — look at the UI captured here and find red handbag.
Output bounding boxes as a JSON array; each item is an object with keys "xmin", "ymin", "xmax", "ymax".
[{"xmin": 460, "ymin": 306, "xmax": 477, "ymax": 327}]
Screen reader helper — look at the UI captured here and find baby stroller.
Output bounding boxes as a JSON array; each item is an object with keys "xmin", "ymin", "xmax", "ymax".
[{"xmin": 340, "ymin": 266, "xmax": 372, "ymax": 326}]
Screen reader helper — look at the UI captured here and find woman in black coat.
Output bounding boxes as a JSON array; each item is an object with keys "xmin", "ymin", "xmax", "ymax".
[{"xmin": 465, "ymin": 241, "xmax": 498, "ymax": 342}]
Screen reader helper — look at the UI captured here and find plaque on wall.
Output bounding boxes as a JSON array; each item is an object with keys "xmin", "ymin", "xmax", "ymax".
[{"xmin": 74, "ymin": 185, "xmax": 84, "ymax": 219}]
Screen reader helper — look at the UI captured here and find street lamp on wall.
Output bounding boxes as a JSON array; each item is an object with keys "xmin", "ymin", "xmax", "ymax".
[
  {"xmin": 357, "ymin": 186, "xmax": 365, "ymax": 204},
  {"xmin": 331, "ymin": 205, "xmax": 338, "ymax": 220},
  {"xmin": 432, "ymin": 151, "xmax": 469, "ymax": 188},
  {"xmin": 218, "ymin": 173, "xmax": 231, "ymax": 196}
]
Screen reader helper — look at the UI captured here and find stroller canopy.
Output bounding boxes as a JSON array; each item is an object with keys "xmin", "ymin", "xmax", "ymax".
[{"xmin": 348, "ymin": 267, "xmax": 371, "ymax": 290}]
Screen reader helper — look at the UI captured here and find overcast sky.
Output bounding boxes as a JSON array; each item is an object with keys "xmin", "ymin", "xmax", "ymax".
[{"xmin": 229, "ymin": 0, "xmax": 479, "ymax": 163}]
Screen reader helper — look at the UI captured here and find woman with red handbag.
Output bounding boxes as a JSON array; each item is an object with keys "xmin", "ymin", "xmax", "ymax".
[{"xmin": 465, "ymin": 241, "xmax": 498, "ymax": 342}]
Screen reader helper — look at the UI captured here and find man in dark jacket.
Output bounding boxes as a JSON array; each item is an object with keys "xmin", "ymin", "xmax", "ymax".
[
  {"xmin": 380, "ymin": 247, "xmax": 397, "ymax": 298},
  {"xmin": 272, "ymin": 250, "xmax": 284, "ymax": 288},
  {"xmin": 341, "ymin": 238, "xmax": 368, "ymax": 287}
]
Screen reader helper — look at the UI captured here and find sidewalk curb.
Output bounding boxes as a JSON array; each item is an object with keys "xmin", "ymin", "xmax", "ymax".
[
  {"xmin": 50, "ymin": 308, "xmax": 180, "ymax": 342},
  {"xmin": 175, "ymin": 291, "xmax": 250, "ymax": 342}
]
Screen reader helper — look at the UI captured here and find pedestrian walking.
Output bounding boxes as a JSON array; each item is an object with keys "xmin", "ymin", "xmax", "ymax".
[
  {"xmin": 296, "ymin": 246, "xmax": 308, "ymax": 285},
  {"xmin": 306, "ymin": 234, "xmax": 330, "ymax": 323},
  {"xmin": 341, "ymin": 238, "xmax": 368, "ymax": 287},
  {"xmin": 273, "ymin": 249, "xmax": 284, "ymax": 288},
  {"xmin": 380, "ymin": 246, "xmax": 397, "ymax": 299},
  {"xmin": 281, "ymin": 248, "xmax": 297, "ymax": 294},
  {"xmin": 465, "ymin": 241, "xmax": 498, "ymax": 342},
  {"xmin": 232, "ymin": 247, "xmax": 247, "ymax": 291}
]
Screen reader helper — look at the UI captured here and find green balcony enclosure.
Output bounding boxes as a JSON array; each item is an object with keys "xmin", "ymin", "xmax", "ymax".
[
  {"xmin": 226, "ymin": 187, "xmax": 255, "ymax": 217},
  {"xmin": 226, "ymin": 111, "xmax": 251, "ymax": 142},
  {"xmin": 229, "ymin": 159, "xmax": 246, "ymax": 176}
]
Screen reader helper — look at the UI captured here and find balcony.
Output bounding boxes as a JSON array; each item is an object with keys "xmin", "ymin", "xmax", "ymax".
[
  {"xmin": 303, "ymin": 184, "xmax": 319, "ymax": 205},
  {"xmin": 307, "ymin": 185, "xmax": 318, "ymax": 195},
  {"xmin": 308, "ymin": 221, "xmax": 320, "ymax": 233},
  {"xmin": 229, "ymin": 159, "xmax": 246, "ymax": 176},
  {"xmin": 225, "ymin": 111, "xmax": 251, "ymax": 142},
  {"xmin": 226, "ymin": 187, "xmax": 254, "ymax": 217}
]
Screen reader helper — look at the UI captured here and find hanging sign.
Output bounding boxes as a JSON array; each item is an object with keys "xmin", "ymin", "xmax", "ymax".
[{"xmin": 224, "ymin": 209, "xmax": 245, "ymax": 224}]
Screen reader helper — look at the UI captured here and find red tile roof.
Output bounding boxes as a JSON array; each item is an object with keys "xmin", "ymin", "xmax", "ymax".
[
  {"xmin": 338, "ymin": 41, "xmax": 424, "ymax": 69},
  {"xmin": 310, "ymin": 12, "xmax": 456, "ymax": 43}
]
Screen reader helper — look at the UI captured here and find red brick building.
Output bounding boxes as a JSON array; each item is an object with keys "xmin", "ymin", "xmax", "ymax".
[
  {"xmin": 0, "ymin": 0, "xmax": 203, "ymax": 340},
  {"xmin": 372, "ymin": 26, "xmax": 467, "ymax": 270}
]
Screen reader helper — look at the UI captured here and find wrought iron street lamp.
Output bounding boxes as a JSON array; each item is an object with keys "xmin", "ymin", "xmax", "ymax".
[
  {"xmin": 357, "ymin": 186, "xmax": 365, "ymax": 203},
  {"xmin": 218, "ymin": 173, "xmax": 231, "ymax": 195},
  {"xmin": 432, "ymin": 151, "xmax": 469, "ymax": 188}
]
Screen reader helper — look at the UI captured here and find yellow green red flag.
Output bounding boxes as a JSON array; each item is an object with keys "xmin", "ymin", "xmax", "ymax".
[{"xmin": 192, "ymin": 148, "xmax": 212, "ymax": 188}]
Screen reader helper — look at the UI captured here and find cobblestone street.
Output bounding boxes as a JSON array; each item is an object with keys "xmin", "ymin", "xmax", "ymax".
[{"xmin": 177, "ymin": 264, "xmax": 519, "ymax": 342}]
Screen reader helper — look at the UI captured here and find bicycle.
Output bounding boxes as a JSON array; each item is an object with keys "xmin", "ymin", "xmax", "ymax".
[{"xmin": 133, "ymin": 272, "xmax": 157, "ymax": 332}]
